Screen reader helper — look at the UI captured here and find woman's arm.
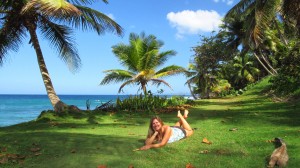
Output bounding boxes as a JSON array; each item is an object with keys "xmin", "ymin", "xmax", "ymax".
[
  {"xmin": 140, "ymin": 126, "xmax": 172, "ymax": 150},
  {"xmin": 145, "ymin": 131, "xmax": 158, "ymax": 145}
]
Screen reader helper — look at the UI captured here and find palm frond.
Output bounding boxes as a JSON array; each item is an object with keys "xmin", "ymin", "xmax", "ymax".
[
  {"xmin": 0, "ymin": 15, "xmax": 27, "ymax": 65},
  {"xmin": 155, "ymin": 50, "xmax": 177, "ymax": 67},
  {"xmin": 150, "ymin": 78, "xmax": 173, "ymax": 90},
  {"xmin": 112, "ymin": 42, "xmax": 140, "ymax": 72},
  {"xmin": 100, "ymin": 70, "xmax": 134, "ymax": 85},
  {"xmin": 22, "ymin": 0, "xmax": 81, "ymax": 17},
  {"xmin": 140, "ymin": 49, "xmax": 158, "ymax": 70},
  {"xmin": 66, "ymin": 5, "xmax": 123, "ymax": 35},
  {"xmin": 118, "ymin": 79, "xmax": 135, "ymax": 93},
  {"xmin": 225, "ymin": 0, "xmax": 255, "ymax": 18},
  {"xmin": 39, "ymin": 19, "xmax": 81, "ymax": 72},
  {"xmin": 155, "ymin": 65, "xmax": 187, "ymax": 78},
  {"xmin": 69, "ymin": 0, "xmax": 108, "ymax": 5}
]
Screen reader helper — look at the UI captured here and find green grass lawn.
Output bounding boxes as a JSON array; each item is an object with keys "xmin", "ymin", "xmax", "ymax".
[{"xmin": 0, "ymin": 78, "xmax": 299, "ymax": 168}]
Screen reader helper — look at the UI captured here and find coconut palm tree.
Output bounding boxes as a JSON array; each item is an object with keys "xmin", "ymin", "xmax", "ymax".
[
  {"xmin": 222, "ymin": 2, "xmax": 278, "ymax": 76},
  {"xmin": 0, "ymin": 0, "xmax": 123, "ymax": 112},
  {"xmin": 232, "ymin": 53, "xmax": 260, "ymax": 88},
  {"xmin": 100, "ymin": 32, "xmax": 187, "ymax": 95},
  {"xmin": 224, "ymin": 0, "xmax": 299, "ymax": 74}
]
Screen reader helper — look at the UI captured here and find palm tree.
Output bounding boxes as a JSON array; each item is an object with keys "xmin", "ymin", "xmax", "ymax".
[
  {"xmin": 185, "ymin": 63, "xmax": 200, "ymax": 100},
  {"xmin": 232, "ymin": 53, "xmax": 260, "ymax": 88},
  {"xmin": 222, "ymin": 4, "xmax": 278, "ymax": 76},
  {"xmin": 0, "ymin": 0, "xmax": 123, "ymax": 112},
  {"xmin": 224, "ymin": 0, "xmax": 300, "ymax": 75},
  {"xmin": 100, "ymin": 32, "xmax": 187, "ymax": 95}
]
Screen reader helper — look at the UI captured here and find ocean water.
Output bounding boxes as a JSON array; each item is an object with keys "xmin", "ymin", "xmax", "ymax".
[{"xmin": 0, "ymin": 94, "xmax": 127, "ymax": 127}]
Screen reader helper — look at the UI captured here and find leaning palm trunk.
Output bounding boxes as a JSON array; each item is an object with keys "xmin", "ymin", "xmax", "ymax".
[
  {"xmin": 260, "ymin": 50, "xmax": 278, "ymax": 75},
  {"xmin": 187, "ymin": 82, "xmax": 198, "ymax": 100},
  {"xmin": 25, "ymin": 22, "xmax": 67, "ymax": 112},
  {"xmin": 253, "ymin": 52, "xmax": 275, "ymax": 76}
]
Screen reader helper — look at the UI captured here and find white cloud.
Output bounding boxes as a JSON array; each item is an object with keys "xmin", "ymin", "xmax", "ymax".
[
  {"xmin": 167, "ymin": 10, "xmax": 222, "ymax": 38},
  {"xmin": 213, "ymin": 0, "xmax": 234, "ymax": 5},
  {"xmin": 106, "ymin": 13, "xmax": 115, "ymax": 20}
]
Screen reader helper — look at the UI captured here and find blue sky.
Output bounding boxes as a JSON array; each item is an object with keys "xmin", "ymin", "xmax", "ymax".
[{"xmin": 0, "ymin": 0, "xmax": 237, "ymax": 95}]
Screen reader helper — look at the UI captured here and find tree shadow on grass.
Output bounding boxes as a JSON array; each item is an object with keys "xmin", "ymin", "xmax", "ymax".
[
  {"xmin": 0, "ymin": 131, "xmax": 145, "ymax": 167},
  {"xmin": 189, "ymin": 97, "xmax": 300, "ymax": 127}
]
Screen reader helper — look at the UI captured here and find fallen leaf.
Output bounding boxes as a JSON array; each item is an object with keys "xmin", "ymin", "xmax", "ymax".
[
  {"xmin": 229, "ymin": 128, "xmax": 238, "ymax": 131},
  {"xmin": 34, "ymin": 153, "xmax": 42, "ymax": 156},
  {"xmin": 199, "ymin": 150, "xmax": 209, "ymax": 154},
  {"xmin": 202, "ymin": 138, "xmax": 212, "ymax": 145},
  {"xmin": 30, "ymin": 148, "xmax": 41, "ymax": 152},
  {"xmin": 70, "ymin": 149, "xmax": 76, "ymax": 153},
  {"xmin": 128, "ymin": 164, "xmax": 134, "ymax": 168},
  {"xmin": 1, "ymin": 147, "xmax": 7, "ymax": 152},
  {"xmin": 186, "ymin": 163, "xmax": 195, "ymax": 168},
  {"xmin": 7, "ymin": 154, "xmax": 18, "ymax": 159},
  {"xmin": 97, "ymin": 165, "xmax": 107, "ymax": 168},
  {"xmin": 0, "ymin": 157, "xmax": 8, "ymax": 164},
  {"xmin": 17, "ymin": 155, "xmax": 26, "ymax": 159}
]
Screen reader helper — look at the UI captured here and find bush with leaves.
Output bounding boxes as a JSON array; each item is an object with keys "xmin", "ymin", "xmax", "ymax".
[
  {"xmin": 270, "ymin": 41, "xmax": 300, "ymax": 96},
  {"xmin": 115, "ymin": 94, "xmax": 194, "ymax": 113}
]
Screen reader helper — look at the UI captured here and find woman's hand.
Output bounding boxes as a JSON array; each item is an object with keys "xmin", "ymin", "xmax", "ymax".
[{"xmin": 139, "ymin": 145, "xmax": 151, "ymax": 150}]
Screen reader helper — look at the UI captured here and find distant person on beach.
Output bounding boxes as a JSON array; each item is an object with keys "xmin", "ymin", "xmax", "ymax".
[{"xmin": 139, "ymin": 110, "xmax": 194, "ymax": 150}]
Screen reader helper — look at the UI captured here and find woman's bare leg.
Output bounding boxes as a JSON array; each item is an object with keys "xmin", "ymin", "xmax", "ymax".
[
  {"xmin": 184, "ymin": 109, "xmax": 189, "ymax": 119},
  {"xmin": 177, "ymin": 111, "xmax": 192, "ymax": 131},
  {"xmin": 175, "ymin": 110, "xmax": 189, "ymax": 126},
  {"xmin": 175, "ymin": 110, "xmax": 194, "ymax": 137},
  {"xmin": 175, "ymin": 110, "xmax": 183, "ymax": 126}
]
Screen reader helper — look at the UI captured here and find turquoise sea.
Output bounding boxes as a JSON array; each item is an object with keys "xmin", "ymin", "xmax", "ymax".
[{"xmin": 0, "ymin": 94, "xmax": 128, "ymax": 127}]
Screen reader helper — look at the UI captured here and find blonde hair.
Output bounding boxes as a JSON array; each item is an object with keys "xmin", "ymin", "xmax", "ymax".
[{"xmin": 147, "ymin": 116, "xmax": 164, "ymax": 141}]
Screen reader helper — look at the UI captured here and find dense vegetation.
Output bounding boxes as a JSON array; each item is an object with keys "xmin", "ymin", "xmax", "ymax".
[{"xmin": 187, "ymin": 0, "xmax": 300, "ymax": 99}]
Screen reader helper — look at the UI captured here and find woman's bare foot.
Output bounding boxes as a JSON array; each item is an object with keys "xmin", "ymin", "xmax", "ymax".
[
  {"xmin": 177, "ymin": 110, "xmax": 183, "ymax": 118},
  {"xmin": 184, "ymin": 109, "xmax": 189, "ymax": 119}
]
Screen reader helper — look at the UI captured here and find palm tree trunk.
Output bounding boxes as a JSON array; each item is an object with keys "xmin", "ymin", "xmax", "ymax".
[
  {"xmin": 25, "ymin": 22, "xmax": 68, "ymax": 112},
  {"xmin": 187, "ymin": 82, "xmax": 198, "ymax": 100},
  {"xmin": 259, "ymin": 50, "xmax": 278, "ymax": 75},
  {"xmin": 141, "ymin": 82, "xmax": 147, "ymax": 95},
  {"xmin": 253, "ymin": 52, "xmax": 275, "ymax": 76}
]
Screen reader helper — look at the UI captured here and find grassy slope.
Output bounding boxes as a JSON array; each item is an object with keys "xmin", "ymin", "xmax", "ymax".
[{"xmin": 0, "ymin": 77, "xmax": 299, "ymax": 168}]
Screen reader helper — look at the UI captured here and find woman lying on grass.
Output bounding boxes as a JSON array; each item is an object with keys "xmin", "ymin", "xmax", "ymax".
[{"xmin": 140, "ymin": 110, "xmax": 194, "ymax": 150}]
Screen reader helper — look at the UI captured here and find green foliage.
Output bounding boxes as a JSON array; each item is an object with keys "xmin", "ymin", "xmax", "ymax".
[
  {"xmin": 211, "ymin": 79, "xmax": 231, "ymax": 97},
  {"xmin": 115, "ymin": 94, "xmax": 193, "ymax": 112},
  {"xmin": 270, "ymin": 41, "xmax": 300, "ymax": 95},
  {"xmin": 188, "ymin": 34, "xmax": 230, "ymax": 99}
]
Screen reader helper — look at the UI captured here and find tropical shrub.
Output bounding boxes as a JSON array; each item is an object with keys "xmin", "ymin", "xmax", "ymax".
[
  {"xmin": 114, "ymin": 94, "xmax": 194, "ymax": 113},
  {"xmin": 270, "ymin": 41, "xmax": 300, "ymax": 96}
]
